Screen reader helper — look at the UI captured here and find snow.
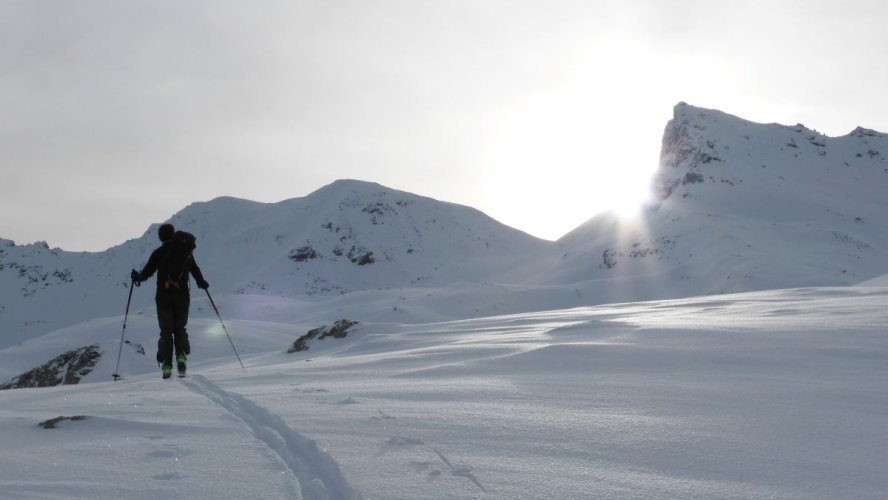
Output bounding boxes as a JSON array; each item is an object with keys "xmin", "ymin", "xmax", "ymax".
[
  {"xmin": 3, "ymin": 103, "xmax": 888, "ymax": 346},
  {"xmin": 3, "ymin": 103, "xmax": 888, "ymax": 498},
  {"xmin": 857, "ymin": 272, "xmax": 888, "ymax": 287},
  {"xmin": 1, "ymin": 286, "xmax": 888, "ymax": 499}
]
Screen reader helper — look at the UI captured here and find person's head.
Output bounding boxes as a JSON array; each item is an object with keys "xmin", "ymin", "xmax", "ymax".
[{"xmin": 158, "ymin": 223, "xmax": 175, "ymax": 242}]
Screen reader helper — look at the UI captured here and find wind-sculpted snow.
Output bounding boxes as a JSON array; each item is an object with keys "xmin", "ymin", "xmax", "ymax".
[
  {"xmin": 1, "ymin": 286, "xmax": 887, "ymax": 498},
  {"xmin": 182, "ymin": 375, "xmax": 363, "ymax": 500}
]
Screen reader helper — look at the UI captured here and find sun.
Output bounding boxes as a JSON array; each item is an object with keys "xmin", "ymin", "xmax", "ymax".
[
  {"xmin": 594, "ymin": 170, "xmax": 654, "ymax": 219},
  {"xmin": 481, "ymin": 90, "xmax": 656, "ymax": 239}
]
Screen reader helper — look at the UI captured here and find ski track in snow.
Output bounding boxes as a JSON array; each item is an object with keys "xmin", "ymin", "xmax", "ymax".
[{"xmin": 181, "ymin": 374, "xmax": 363, "ymax": 500}]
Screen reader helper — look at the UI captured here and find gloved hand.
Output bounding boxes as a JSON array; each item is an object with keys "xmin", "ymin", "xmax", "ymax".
[
  {"xmin": 197, "ymin": 279, "xmax": 209, "ymax": 290},
  {"xmin": 130, "ymin": 269, "xmax": 141, "ymax": 283}
]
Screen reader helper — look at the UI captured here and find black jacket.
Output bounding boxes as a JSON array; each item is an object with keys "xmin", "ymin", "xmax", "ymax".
[{"xmin": 136, "ymin": 241, "xmax": 207, "ymax": 297}]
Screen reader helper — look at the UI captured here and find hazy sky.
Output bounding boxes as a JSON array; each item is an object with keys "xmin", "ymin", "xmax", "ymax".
[{"xmin": 3, "ymin": 0, "xmax": 888, "ymax": 251}]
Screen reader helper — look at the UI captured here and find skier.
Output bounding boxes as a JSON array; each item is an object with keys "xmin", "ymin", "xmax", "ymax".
[{"xmin": 131, "ymin": 223, "xmax": 209, "ymax": 379}]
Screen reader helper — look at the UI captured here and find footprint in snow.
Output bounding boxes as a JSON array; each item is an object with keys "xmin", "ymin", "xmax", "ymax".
[
  {"xmin": 376, "ymin": 436, "xmax": 425, "ymax": 456},
  {"xmin": 292, "ymin": 387, "xmax": 329, "ymax": 394},
  {"xmin": 411, "ymin": 461, "xmax": 443, "ymax": 481},
  {"xmin": 369, "ymin": 410, "xmax": 396, "ymax": 421},
  {"xmin": 145, "ymin": 444, "xmax": 194, "ymax": 460},
  {"xmin": 410, "ymin": 460, "xmax": 435, "ymax": 472},
  {"xmin": 146, "ymin": 449, "xmax": 175, "ymax": 459},
  {"xmin": 152, "ymin": 472, "xmax": 188, "ymax": 481},
  {"xmin": 386, "ymin": 436, "xmax": 425, "ymax": 447}
]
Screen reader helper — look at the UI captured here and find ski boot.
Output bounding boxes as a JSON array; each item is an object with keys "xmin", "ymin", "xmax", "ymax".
[
  {"xmin": 176, "ymin": 353, "xmax": 187, "ymax": 377},
  {"xmin": 161, "ymin": 363, "xmax": 173, "ymax": 379}
]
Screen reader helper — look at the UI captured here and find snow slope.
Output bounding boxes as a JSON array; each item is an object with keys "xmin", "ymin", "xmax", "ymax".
[
  {"xmin": 544, "ymin": 103, "xmax": 888, "ymax": 299},
  {"xmin": 856, "ymin": 272, "xmax": 888, "ymax": 287},
  {"xmin": 0, "ymin": 180, "xmax": 550, "ymax": 348},
  {"xmin": 4, "ymin": 104, "xmax": 888, "ymax": 350},
  {"xmin": 1, "ymin": 286, "xmax": 887, "ymax": 499},
  {"xmin": 3, "ymin": 103, "xmax": 888, "ymax": 498}
]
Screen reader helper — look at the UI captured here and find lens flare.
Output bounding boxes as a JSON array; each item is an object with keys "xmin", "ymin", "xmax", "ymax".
[{"xmin": 204, "ymin": 323, "xmax": 226, "ymax": 337}]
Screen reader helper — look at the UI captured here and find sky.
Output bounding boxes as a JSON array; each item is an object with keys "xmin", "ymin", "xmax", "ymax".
[{"xmin": 2, "ymin": 0, "xmax": 888, "ymax": 252}]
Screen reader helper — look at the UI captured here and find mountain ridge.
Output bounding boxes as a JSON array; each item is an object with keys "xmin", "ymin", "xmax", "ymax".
[
  {"xmin": 2, "ymin": 103, "xmax": 888, "ymax": 349},
  {"xmin": 547, "ymin": 102, "xmax": 888, "ymax": 301},
  {"xmin": 0, "ymin": 178, "xmax": 551, "ymax": 347}
]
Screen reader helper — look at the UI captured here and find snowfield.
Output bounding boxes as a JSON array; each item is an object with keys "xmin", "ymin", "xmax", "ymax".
[
  {"xmin": 2, "ymin": 285, "xmax": 887, "ymax": 499},
  {"xmin": 3, "ymin": 102, "xmax": 888, "ymax": 498}
]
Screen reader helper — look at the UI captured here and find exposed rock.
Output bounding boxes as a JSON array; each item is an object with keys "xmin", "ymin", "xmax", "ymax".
[
  {"xmin": 0, "ymin": 345, "xmax": 102, "ymax": 389},
  {"xmin": 38, "ymin": 415, "xmax": 88, "ymax": 429},
  {"xmin": 851, "ymin": 127, "xmax": 882, "ymax": 138},
  {"xmin": 683, "ymin": 172, "xmax": 705, "ymax": 185},
  {"xmin": 288, "ymin": 320, "xmax": 359, "ymax": 353},
  {"xmin": 602, "ymin": 249, "xmax": 618, "ymax": 269},
  {"xmin": 347, "ymin": 246, "xmax": 375, "ymax": 265},
  {"xmin": 289, "ymin": 246, "xmax": 320, "ymax": 262}
]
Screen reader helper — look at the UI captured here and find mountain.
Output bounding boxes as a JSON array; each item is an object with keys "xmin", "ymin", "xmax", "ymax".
[
  {"xmin": 3, "ymin": 104, "xmax": 888, "ymax": 350},
  {"xmin": 3, "ymin": 104, "xmax": 888, "ymax": 498},
  {"xmin": 171, "ymin": 179, "xmax": 550, "ymax": 296},
  {"xmin": 0, "ymin": 180, "xmax": 550, "ymax": 348},
  {"xmin": 542, "ymin": 102, "xmax": 888, "ymax": 301},
  {"xmin": 857, "ymin": 272, "xmax": 888, "ymax": 287}
]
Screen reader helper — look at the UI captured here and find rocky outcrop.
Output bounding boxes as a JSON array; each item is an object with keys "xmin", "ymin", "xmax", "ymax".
[
  {"xmin": 0, "ymin": 345, "xmax": 101, "ymax": 389},
  {"xmin": 38, "ymin": 415, "xmax": 88, "ymax": 429},
  {"xmin": 656, "ymin": 103, "xmax": 725, "ymax": 200},
  {"xmin": 288, "ymin": 320, "xmax": 359, "ymax": 353},
  {"xmin": 289, "ymin": 246, "xmax": 320, "ymax": 262}
]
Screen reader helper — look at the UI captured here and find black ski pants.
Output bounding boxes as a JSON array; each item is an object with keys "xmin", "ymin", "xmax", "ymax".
[{"xmin": 155, "ymin": 292, "xmax": 191, "ymax": 365}]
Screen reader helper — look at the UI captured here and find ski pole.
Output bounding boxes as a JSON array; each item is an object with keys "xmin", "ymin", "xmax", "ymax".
[
  {"xmin": 113, "ymin": 279, "xmax": 137, "ymax": 381},
  {"xmin": 205, "ymin": 289, "xmax": 245, "ymax": 369}
]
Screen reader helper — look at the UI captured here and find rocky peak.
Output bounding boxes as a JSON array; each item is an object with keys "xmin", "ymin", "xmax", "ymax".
[
  {"xmin": 653, "ymin": 102, "xmax": 888, "ymax": 204},
  {"xmin": 656, "ymin": 103, "xmax": 729, "ymax": 200},
  {"xmin": 850, "ymin": 127, "xmax": 884, "ymax": 139}
]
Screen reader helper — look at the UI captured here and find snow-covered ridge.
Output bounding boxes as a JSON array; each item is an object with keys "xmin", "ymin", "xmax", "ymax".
[
  {"xmin": 656, "ymin": 102, "xmax": 887, "ymax": 201},
  {"xmin": 3, "ymin": 103, "xmax": 888, "ymax": 497},
  {"xmin": 3, "ymin": 105, "xmax": 888, "ymax": 349},
  {"xmin": 154, "ymin": 179, "xmax": 555, "ymax": 305},
  {"xmin": 549, "ymin": 102, "xmax": 888, "ymax": 300},
  {"xmin": 0, "ymin": 179, "xmax": 551, "ymax": 347}
]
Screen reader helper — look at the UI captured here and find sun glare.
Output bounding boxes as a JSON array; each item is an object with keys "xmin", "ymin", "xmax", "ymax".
[{"xmin": 482, "ymin": 88, "xmax": 656, "ymax": 239}]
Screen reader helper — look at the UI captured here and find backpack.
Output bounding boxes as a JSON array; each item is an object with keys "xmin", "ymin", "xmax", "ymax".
[{"xmin": 159, "ymin": 231, "xmax": 197, "ymax": 290}]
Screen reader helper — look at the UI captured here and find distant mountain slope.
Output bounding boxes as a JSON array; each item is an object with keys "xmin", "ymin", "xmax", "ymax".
[
  {"xmin": 0, "ymin": 237, "xmax": 154, "ymax": 349},
  {"xmin": 3, "ymin": 104, "xmax": 888, "ymax": 349},
  {"xmin": 0, "ymin": 180, "xmax": 550, "ymax": 348},
  {"xmin": 857, "ymin": 273, "xmax": 888, "ymax": 287},
  {"xmin": 174, "ymin": 179, "xmax": 551, "ymax": 296},
  {"xmin": 546, "ymin": 103, "xmax": 888, "ymax": 300}
]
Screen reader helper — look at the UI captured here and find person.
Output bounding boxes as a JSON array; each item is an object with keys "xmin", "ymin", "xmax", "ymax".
[{"xmin": 131, "ymin": 223, "xmax": 209, "ymax": 379}]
